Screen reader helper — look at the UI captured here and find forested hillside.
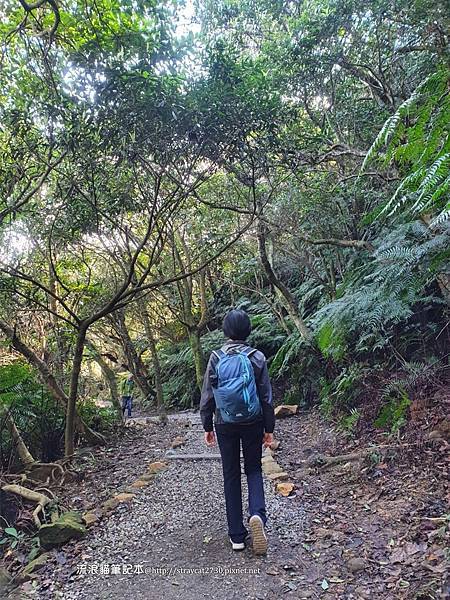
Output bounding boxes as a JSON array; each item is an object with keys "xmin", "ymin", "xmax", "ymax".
[{"xmin": 0, "ymin": 0, "xmax": 448, "ymax": 596}]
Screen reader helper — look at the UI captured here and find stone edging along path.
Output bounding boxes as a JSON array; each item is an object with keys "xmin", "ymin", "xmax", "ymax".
[
  {"xmin": 264, "ymin": 404, "xmax": 299, "ymax": 497},
  {"xmin": 81, "ymin": 460, "xmax": 169, "ymax": 529},
  {"xmin": 261, "ymin": 443, "xmax": 295, "ymax": 497}
]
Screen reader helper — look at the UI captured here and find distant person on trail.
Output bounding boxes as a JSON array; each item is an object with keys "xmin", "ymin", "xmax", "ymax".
[
  {"xmin": 200, "ymin": 309, "xmax": 275, "ymax": 555},
  {"xmin": 121, "ymin": 374, "xmax": 135, "ymax": 418}
]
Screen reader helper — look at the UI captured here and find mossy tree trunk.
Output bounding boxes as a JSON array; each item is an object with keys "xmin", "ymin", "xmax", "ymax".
[
  {"xmin": 188, "ymin": 326, "xmax": 205, "ymax": 392},
  {"xmin": 257, "ymin": 219, "xmax": 312, "ymax": 341},
  {"xmin": 65, "ymin": 324, "xmax": 87, "ymax": 457},
  {"xmin": 138, "ymin": 301, "xmax": 166, "ymax": 422},
  {"xmin": 47, "ymin": 262, "xmax": 70, "ymax": 384},
  {"xmin": 171, "ymin": 233, "xmax": 209, "ymax": 400}
]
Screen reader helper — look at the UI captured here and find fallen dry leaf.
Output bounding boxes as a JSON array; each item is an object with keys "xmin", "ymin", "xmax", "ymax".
[{"xmin": 276, "ymin": 482, "xmax": 295, "ymax": 496}]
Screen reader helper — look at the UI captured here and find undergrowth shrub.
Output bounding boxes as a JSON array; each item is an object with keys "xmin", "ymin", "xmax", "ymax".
[
  {"xmin": 374, "ymin": 388, "xmax": 411, "ymax": 434},
  {"xmin": 77, "ymin": 399, "xmax": 117, "ymax": 435},
  {"xmin": 0, "ymin": 362, "xmax": 65, "ymax": 465},
  {"xmin": 338, "ymin": 408, "xmax": 361, "ymax": 436},
  {"xmin": 319, "ymin": 363, "xmax": 366, "ymax": 417},
  {"xmin": 157, "ymin": 330, "xmax": 226, "ymax": 409},
  {"xmin": 157, "ymin": 303, "xmax": 286, "ymax": 410},
  {"xmin": 270, "ymin": 332, "xmax": 324, "ymax": 406}
]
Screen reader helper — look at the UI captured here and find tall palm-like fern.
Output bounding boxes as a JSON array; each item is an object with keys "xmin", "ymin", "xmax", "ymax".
[{"xmin": 362, "ymin": 68, "xmax": 450, "ymax": 227}]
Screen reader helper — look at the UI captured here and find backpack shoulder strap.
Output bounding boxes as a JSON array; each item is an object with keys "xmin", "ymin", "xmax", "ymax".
[
  {"xmin": 241, "ymin": 346, "xmax": 257, "ymax": 358},
  {"xmin": 213, "ymin": 349, "xmax": 228, "ymax": 380}
]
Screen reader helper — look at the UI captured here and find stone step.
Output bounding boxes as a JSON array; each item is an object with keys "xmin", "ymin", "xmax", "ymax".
[
  {"xmin": 165, "ymin": 450, "xmax": 247, "ymax": 460},
  {"xmin": 165, "ymin": 451, "xmax": 222, "ymax": 460}
]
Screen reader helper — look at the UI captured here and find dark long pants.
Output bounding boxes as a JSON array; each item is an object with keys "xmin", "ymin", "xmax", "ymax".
[
  {"xmin": 215, "ymin": 421, "xmax": 266, "ymax": 544},
  {"xmin": 121, "ymin": 395, "xmax": 132, "ymax": 417}
]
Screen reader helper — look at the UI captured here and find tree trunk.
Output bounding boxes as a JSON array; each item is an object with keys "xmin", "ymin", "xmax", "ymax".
[
  {"xmin": 436, "ymin": 272, "xmax": 450, "ymax": 306},
  {"xmin": 265, "ymin": 297, "xmax": 292, "ymax": 335},
  {"xmin": 65, "ymin": 325, "xmax": 87, "ymax": 457},
  {"xmin": 148, "ymin": 332, "xmax": 166, "ymax": 420},
  {"xmin": 0, "ymin": 319, "xmax": 104, "ymax": 446},
  {"xmin": 257, "ymin": 221, "xmax": 312, "ymax": 341},
  {"xmin": 1, "ymin": 408, "xmax": 35, "ymax": 467},
  {"xmin": 170, "ymin": 233, "xmax": 208, "ymax": 401},
  {"xmin": 139, "ymin": 303, "xmax": 166, "ymax": 421},
  {"xmin": 113, "ymin": 310, "xmax": 153, "ymax": 401},
  {"xmin": 48, "ymin": 263, "xmax": 69, "ymax": 384},
  {"xmin": 188, "ymin": 327, "xmax": 205, "ymax": 394},
  {"xmin": 86, "ymin": 339, "xmax": 123, "ymax": 422}
]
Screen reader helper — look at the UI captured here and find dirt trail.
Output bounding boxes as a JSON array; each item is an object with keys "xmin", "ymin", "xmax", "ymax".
[{"xmin": 17, "ymin": 411, "xmax": 448, "ymax": 600}]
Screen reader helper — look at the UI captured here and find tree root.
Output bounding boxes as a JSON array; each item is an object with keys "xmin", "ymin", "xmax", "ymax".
[
  {"xmin": 22, "ymin": 460, "xmax": 80, "ymax": 487},
  {"xmin": 34, "ymin": 486, "xmax": 56, "ymax": 499},
  {"xmin": 306, "ymin": 451, "xmax": 366, "ymax": 468},
  {"xmin": 25, "ymin": 461, "xmax": 65, "ymax": 482},
  {"xmin": 2, "ymin": 484, "xmax": 51, "ymax": 527},
  {"xmin": 304, "ymin": 443, "xmax": 415, "ymax": 469},
  {"xmin": 83, "ymin": 426, "xmax": 106, "ymax": 446},
  {"xmin": 0, "ymin": 459, "xmax": 79, "ymax": 491}
]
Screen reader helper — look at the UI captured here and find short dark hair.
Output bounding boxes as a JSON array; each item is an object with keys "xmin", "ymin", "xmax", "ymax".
[{"xmin": 222, "ymin": 309, "xmax": 252, "ymax": 341}]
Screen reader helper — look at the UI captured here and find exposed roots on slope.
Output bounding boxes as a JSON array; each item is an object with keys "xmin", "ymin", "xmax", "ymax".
[{"xmin": 2, "ymin": 484, "xmax": 51, "ymax": 527}]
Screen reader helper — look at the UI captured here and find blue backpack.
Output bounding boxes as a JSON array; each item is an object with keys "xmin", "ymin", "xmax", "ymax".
[{"xmin": 211, "ymin": 346, "xmax": 262, "ymax": 423}]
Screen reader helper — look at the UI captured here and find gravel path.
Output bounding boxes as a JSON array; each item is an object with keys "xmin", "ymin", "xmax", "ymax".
[
  {"xmin": 13, "ymin": 410, "xmax": 447, "ymax": 599},
  {"xmin": 37, "ymin": 415, "xmax": 306, "ymax": 600}
]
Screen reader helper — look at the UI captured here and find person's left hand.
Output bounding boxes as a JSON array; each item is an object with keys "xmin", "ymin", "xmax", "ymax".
[
  {"xmin": 263, "ymin": 432, "xmax": 274, "ymax": 448},
  {"xmin": 204, "ymin": 431, "xmax": 215, "ymax": 446}
]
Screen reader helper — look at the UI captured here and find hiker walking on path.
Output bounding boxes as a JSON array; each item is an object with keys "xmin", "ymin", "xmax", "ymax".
[
  {"xmin": 200, "ymin": 309, "xmax": 275, "ymax": 555},
  {"xmin": 120, "ymin": 373, "xmax": 135, "ymax": 418}
]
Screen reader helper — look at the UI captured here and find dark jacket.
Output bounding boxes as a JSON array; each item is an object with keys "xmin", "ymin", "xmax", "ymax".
[{"xmin": 200, "ymin": 340, "xmax": 275, "ymax": 433}]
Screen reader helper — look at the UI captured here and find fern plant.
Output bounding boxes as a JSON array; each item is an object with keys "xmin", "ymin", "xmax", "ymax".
[
  {"xmin": 362, "ymin": 67, "xmax": 450, "ymax": 226},
  {"xmin": 374, "ymin": 387, "xmax": 411, "ymax": 433},
  {"xmin": 338, "ymin": 408, "xmax": 361, "ymax": 436},
  {"xmin": 311, "ymin": 221, "xmax": 447, "ymax": 342},
  {"xmin": 319, "ymin": 364, "xmax": 365, "ymax": 417},
  {"xmin": 316, "ymin": 321, "xmax": 347, "ymax": 361}
]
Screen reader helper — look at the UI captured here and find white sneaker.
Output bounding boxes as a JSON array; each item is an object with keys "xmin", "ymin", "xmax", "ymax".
[
  {"xmin": 229, "ymin": 538, "xmax": 245, "ymax": 551},
  {"xmin": 249, "ymin": 515, "xmax": 268, "ymax": 555}
]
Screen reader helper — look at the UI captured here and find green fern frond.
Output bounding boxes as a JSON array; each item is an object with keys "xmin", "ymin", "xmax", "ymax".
[
  {"xmin": 430, "ymin": 202, "xmax": 450, "ymax": 228},
  {"xmin": 365, "ymin": 67, "xmax": 449, "ymax": 223},
  {"xmin": 361, "ymin": 78, "xmax": 433, "ymax": 173},
  {"xmin": 378, "ymin": 169, "xmax": 425, "ymax": 218},
  {"xmin": 361, "ymin": 112, "xmax": 400, "ymax": 172},
  {"xmin": 376, "ymin": 245, "xmax": 417, "ymax": 264}
]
